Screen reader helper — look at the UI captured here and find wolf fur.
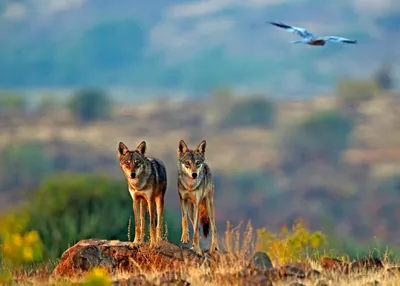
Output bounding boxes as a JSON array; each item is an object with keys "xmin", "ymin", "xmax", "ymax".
[
  {"xmin": 117, "ymin": 141, "xmax": 167, "ymax": 246},
  {"xmin": 177, "ymin": 139, "xmax": 219, "ymax": 254}
]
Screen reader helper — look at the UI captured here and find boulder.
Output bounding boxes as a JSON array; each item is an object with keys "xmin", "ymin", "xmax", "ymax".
[{"xmin": 52, "ymin": 239, "xmax": 202, "ymax": 278}]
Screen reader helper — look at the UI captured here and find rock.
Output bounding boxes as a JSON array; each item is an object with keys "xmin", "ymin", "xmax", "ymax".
[
  {"xmin": 315, "ymin": 280, "xmax": 329, "ymax": 286},
  {"xmin": 306, "ymin": 269, "xmax": 321, "ymax": 279},
  {"xmin": 52, "ymin": 239, "xmax": 202, "ymax": 278},
  {"xmin": 264, "ymin": 267, "xmax": 282, "ymax": 282},
  {"xmin": 387, "ymin": 266, "xmax": 400, "ymax": 276},
  {"xmin": 152, "ymin": 270, "xmax": 190, "ymax": 286},
  {"xmin": 363, "ymin": 281, "xmax": 380, "ymax": 286},
  {"xmin": 320, "ymin": 257, "xmax": 349, "ymax": 273},
  {"xmin": 248, "ymin": 252, "xmax": 273, "ymax": 271},
  {"xmin": 279, "ymin": 265, "xmax": 306, "ymax": 279},
  {"xmin": 113, "ymin": 275, "xmax": 153, "ymax": 286},
  {"xmin": 240, "ymin": 274, "xmax": 272, "ymax": 286},
  {"xmin": 350, "ymin": 257, "xmax": 384, "ymax": 273}
]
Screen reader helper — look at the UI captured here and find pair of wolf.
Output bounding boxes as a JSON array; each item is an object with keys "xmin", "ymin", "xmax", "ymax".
[{"xmin": 117, "ymin": 139, "xmax": 219, "ymax": 254}]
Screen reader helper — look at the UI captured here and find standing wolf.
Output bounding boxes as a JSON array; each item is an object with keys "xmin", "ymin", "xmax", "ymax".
[
  {"xmin": 117, "ymin": 141, "xmax": 167, "ymax": 246},
  {"xmin": 177, "ymin": 139, "xmax": 219, "ymax": 254}
]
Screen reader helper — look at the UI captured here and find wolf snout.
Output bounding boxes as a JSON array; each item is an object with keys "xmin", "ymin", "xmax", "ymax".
[
  {"xmin": 130, "ymin": 172, "xmax": 136, "ymax": 179},
  {"xmin": 191, "ymin": 172, "xmax": 198, "ymax": 179}
]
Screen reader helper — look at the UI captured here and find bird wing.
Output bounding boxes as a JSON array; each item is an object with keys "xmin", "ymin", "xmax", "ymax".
[
  {"xmin": 322, "ymin": 36, "xmax": 357, "ymax": 44},
  {"xmin": 268, "ymin": 21, "xmax": 315, "ymax": 39}
]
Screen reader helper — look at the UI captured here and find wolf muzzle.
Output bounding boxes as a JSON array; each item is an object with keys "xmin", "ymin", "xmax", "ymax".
[
  {"xmin": 130, "ymin": 172, "xmax": 136, "ymax": 179},
  {"xmin": 191, "ymin": 172, "xmax": 198, "ymax": 179}
]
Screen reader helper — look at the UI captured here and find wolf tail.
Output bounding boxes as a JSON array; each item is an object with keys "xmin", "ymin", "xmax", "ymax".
[{"xmin": 200, "ymin": 201, "xmax": 210, "ymax": 238}]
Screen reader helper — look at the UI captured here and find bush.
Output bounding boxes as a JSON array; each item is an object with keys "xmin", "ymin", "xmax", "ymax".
[
  {"xmin": 0, "ymin": 211, "xmax": 43, "ymax": 268},
  {"xmin": 374, "ymin": 62, "xmax": 394, "ymax": 91},
  {"xmin": 0, "ymin": 142, "xmax": 54, "ymax": 193},
  {"xmin": 256, "ymin": 219, "xmax": 327, "ymax": 264},
  {"xmin": 24, "ymin": 173, "xmax": 180, "ymax": 260},
  {"xmin": 279, "ymin": 110, "xmax": 353, "ymax": 172},
  {"xmin": 67, "ymin": 87, "xmax": 112, "ymax": 123},
  {"xmin": 222, "ymin": 96, "xmax": 276, "ymax": 128},
  {"xmin": 0, "ymin": 92, "xmax": 27, "ymax": 113},
  {"xmin": 336, "ymin": 78, "xmax": 378, "ymax": 109}
]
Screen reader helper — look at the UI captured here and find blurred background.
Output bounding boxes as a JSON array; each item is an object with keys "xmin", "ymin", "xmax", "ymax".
[{"xmin": 1, "ymin": 0, "xmax": 400, "ymax": 261}]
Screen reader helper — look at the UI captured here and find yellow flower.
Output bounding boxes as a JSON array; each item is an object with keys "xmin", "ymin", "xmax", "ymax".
[
  {"xmin": 24, "ymin": 231, "xmax": 40, "ymax": 244},
  {"xmin": 11, "ymin": 234, "xmax": 23, "ymax": 247},
  {"xmin": 22, "ymin": 246, "xmax": 34, "ymax": 261},
  {"xmin": 1, "ymin": 243, "xmax": 12, "ymax": 255}
]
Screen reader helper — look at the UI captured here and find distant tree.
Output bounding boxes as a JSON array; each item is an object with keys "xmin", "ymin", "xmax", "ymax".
[
  {"xmin": 0, "ymin": 92, "xmax": 27, "ymax": 113},
  {"xmin": 279, "ymin": 110, "xmax": 353, "ymax": 173},
  {"xmin": 37, "ymin": 93, "xmax": 57, "ymax": 112},
  {"xmin": 336, "ymin": 78, "xmax": 378, "ymax": 117},
  {"xmin": 374, "ymin": 62, "xmax": 394, "ymax": 91},
  {"xmin": 0, "ymin": 143, "xmax": 54, "ymax": 193},
  {"xmin": 67, "ymin": 87, "xmax": 112, "ymax": 123},
  {"xmin": 222, "ymin": 96, "xmax": 276, "ymax": 129}
]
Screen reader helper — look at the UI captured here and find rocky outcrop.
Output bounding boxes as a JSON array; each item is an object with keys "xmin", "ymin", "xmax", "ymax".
[{"xmin": 52, "ymin": 239, "xmax": 202, "ymax": 278}]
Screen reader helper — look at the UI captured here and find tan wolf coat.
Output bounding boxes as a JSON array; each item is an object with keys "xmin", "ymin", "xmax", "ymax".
[
  {"xmin": 177, "ymin": 139, "xmax": 219, "ymax": 254},
  {"xmin": 118, "ymin": 141, "xmax": 167, "ymax": 246}
]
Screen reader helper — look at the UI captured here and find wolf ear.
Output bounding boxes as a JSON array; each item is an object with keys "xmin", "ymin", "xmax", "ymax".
[
  {"xmin": 118, "ymin": 142, "xmax": 129, "ymax": 158},
  {"xmin": 135, "ymin": 141, "xmax": 147, "ymax": 155},
  {"xmin": 178, "ymin": 140, "xmax": 188, "ymax": 159},
  {"xmin": 195, "ymin": 140, "xmax": 206, "ymax": 158}
]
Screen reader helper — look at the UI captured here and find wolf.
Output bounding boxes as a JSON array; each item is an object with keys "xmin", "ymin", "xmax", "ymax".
[
  {"xmin": 117, "ymin": 141, "xmax": 167, "ymax": 246},
  {"xmin": 177, "ymin": 139, "xmax": 219, "ymax": 254}
]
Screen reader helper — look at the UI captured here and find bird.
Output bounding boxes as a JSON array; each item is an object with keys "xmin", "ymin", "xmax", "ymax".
[{"xmin": 268, "ymin": 21, "xmax": 357, "ymax": 46}]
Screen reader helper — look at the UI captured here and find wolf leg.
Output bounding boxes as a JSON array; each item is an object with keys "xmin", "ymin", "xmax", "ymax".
[
  {"xmin": 139, "ymin": 198, "xmax": 147, "ymax": 243},
  {"xmin": 155, "ymin": 195, "xmax": 164, "ymax": 242},
  {"xmin": 180, "ymin": 198, "xmax": 190, "ymax": 243},
  {"xmin": 206, "ymin": 196, "xmax": 219, "ymax": 253},
  {"xmin": 191, "ymin": 202, "xmax": 202, "ymax": 254},
  {"xmin": 148, "ymin": 199, "xmax": 157, "ymax": 246},
  {"xmin": 132, "ymin": 198, "xmax": 141, "ymax": 245}
]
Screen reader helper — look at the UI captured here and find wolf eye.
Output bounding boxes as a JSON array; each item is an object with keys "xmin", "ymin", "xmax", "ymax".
[
  {"xmin": 195, "ymin": 160, "xmax": 201, "ymax": 166},
  {"xmin": 184, "ymin": 161, "xmax": 190, "ymax": 167},
  {"xmin": 125, "ymin": 160, "xmax": 131, "ymax": 165},
  {"xmin": 134, "ymin": 160, "xmax": 140, "ymax": 165}
]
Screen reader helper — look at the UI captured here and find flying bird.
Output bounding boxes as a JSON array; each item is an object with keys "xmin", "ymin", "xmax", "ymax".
[{"xmin": 268, "ymin": 21, "xmax": 357, "ymax": 46}]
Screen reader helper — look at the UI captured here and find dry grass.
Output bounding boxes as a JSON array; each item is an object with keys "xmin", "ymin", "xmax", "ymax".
[{"xmin": 3, "ymin": 222, "xmax": 400, "ymax": 286}]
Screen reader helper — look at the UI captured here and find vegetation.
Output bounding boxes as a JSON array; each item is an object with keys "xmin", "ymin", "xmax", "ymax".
[
  {"xmin": 256, "ymin": 219, "xmax": 327, "ymax": 265},
  {"xmin": 18, "ymin": 173, "xmax": 180, "ymax": 260},
  {"xmin": 279, "ymin": 109, "xmax": 353, "ymax": 172},
  {"xmin": 336, "ymin": 78, "xmax": 378, "ymax": 114},
  {"xmin": 221, "ymin": 96, "xmax": 276, "ymax": 129},
  {"xmin": 0, "ymin": 143, "xmax": 54, "ymax": 193},
  {"xmin": 0, "ymin": 92, "xmax": 27, "ymax": 113},
  {"xmin": 67, "ymin": 88, "xmax": 112, "ymax": 123}
]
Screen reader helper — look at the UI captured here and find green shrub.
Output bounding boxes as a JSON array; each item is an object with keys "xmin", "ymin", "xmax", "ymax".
[
  {"xmin": 0, "ymin": 92, "xmax": 27, "ymax": 112},
  {"xmin": 279, "ymin": 110, "xmax": 353, "ymax": 172},
  {"xmin": 222, "ymin": 96, "xmax": 276, "ymax": 128},
  {"xmin": 336, "ymin": 78, "xmax": 378, "ymax": 107},
  {"xmin": 24, "ymin": 173, "xmax": 180, "ymax": 260},
  {"xmin": 256, "ymin": 219, "xmax": 327, "ymax": 264},
  {"xmin": 0, "ymin": 143, "xmax": 54, "ymax": 193},
  {"xmin": 67, "ymin": 87, "xmax": 112, "ymax": 123}
]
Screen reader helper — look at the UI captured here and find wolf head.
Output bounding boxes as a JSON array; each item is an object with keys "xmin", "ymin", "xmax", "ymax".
[
  {"xmin": 117, "ymin": 141, "xmax": 147, "ymax": 180},
  {"xmin": 177, "ymin": 140, "xmax": 206, "ymax": 179}
]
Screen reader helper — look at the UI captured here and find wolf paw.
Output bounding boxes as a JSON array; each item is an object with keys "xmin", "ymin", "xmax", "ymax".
[
  {"xmin": 181, "ymin": 233, "xmax": 189, "ymax": 244},
  {"xmin": 190, "ymin": 246, "xmax": 203, "ymax": 256},
  {"xmin": 209, "ymin": 245, "xmax": 219, "ymax": 254}
]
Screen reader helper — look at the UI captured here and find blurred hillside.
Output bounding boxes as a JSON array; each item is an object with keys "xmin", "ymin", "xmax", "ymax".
[
  {"xmin": 1, "ymin": 77, "xmax": 400, "ymax": 256},
  {"xmin": 1, "ymin": 0, "xmax": 400, "ymax": 96}
]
